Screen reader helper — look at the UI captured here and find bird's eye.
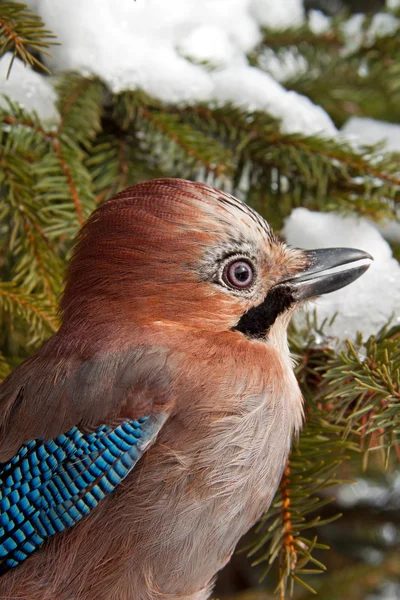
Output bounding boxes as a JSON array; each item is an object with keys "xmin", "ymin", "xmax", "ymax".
[{"xmin": 223, "ymin": 259, "xmax": 254, "ymax": 289}]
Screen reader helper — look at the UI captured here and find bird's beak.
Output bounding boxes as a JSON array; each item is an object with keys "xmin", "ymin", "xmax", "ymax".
[{"xmin": 283, "ymin": 247, "xmax": 373, "ymax": 301}]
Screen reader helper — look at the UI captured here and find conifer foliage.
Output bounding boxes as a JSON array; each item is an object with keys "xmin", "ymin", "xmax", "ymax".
[{"xmin": 0, "ymin": 2, "xmax": 399, "ymax": 598}]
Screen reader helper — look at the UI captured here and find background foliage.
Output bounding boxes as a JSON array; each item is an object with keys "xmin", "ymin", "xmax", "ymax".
[{"xmin": 0, "ymin": 1, "xmax": 399, "ymax": 598}]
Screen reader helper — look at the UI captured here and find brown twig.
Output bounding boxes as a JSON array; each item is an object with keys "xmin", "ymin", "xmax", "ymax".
[
  {"xmin": 279, "ymin": 460, "xmax": 296, "ymax": 600},
  {"xmin": 52, "ymin": 138, "xmax": 84, "ymax": 226}
]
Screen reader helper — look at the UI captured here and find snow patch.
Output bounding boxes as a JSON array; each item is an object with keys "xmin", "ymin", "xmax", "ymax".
[
  {"xmin": 178, "ymin": 26, "xmax": 242, "ymax": 67},
  {"xmin": 250, "ymin": 0, "xmax": 305, "ymax": 29},
  {"xmin": 368, "ymin": 12, "xmax": 399, "ymax": 41},
  {"xmin": 308, "ymin": 10, "xmax": 332, "ymax": 35},
  {"xmin": 257, "ymin": 48, "xmax": 308, "ymax": 83},
  {"xmin": 211, "ymin": 66, "xmax": 336, "ymax": 135},
  {"xmin": 342, "ymin": 117, "xmax": 400, "ymax": 153}
]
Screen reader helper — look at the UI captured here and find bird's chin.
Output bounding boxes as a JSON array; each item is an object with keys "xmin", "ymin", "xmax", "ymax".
[{"xmin": 234, "ymin": 247, "xmax": 372, "ymax": 339}]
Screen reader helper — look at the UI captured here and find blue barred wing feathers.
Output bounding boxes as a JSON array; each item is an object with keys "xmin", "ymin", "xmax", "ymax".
[{"xmin": 0, "ymin": 414, "xmax": 166, "ymax": 574}]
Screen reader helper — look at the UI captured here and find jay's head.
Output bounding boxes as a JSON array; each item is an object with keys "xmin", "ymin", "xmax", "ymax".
[{"xmin": 61, "ymin": 179, "xmax": 371, "ymax": 341}]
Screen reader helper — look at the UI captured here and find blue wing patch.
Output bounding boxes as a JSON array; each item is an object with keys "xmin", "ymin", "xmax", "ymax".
[{"xmin": 0, "ymin": 414, "xmax": 166, "ymax": 573}]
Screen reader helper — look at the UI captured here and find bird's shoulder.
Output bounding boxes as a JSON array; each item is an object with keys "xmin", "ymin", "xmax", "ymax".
[{"xmin": 0, "ymin": 335, "xmax": 173, "ymax": 461}]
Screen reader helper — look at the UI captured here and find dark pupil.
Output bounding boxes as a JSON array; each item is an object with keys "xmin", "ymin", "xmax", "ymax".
[{"xmin": 234, "ymin": 265, "xmax": 250, "ymax": 282}]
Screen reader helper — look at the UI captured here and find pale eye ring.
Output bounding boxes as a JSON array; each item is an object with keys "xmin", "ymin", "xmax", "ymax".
[{"xmin": 223, "ymin": 259, "xmax": 254, "ymax": 289}]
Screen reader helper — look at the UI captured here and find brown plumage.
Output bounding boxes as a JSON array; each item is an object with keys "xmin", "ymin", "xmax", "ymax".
[{"xmin": 0, "ymin": 179, "xmax": 371, "ymax": 599}]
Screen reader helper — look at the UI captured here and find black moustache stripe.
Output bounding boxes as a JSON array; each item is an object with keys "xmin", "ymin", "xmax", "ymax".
[{"xmin": 233, "ymin": 285, "xmax": 295, "ymax": 338}]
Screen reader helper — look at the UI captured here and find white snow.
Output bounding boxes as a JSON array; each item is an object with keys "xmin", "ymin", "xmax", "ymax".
[
  {"xmin": 11, "ymin": 0, "xmax": 335, "ymax": 136},
  {"xmin": 178, "ymin": 26, "xmax": 242, "ymax": 68},
  {"xmin": 341, "ymin": 13, "xmax": 366, "ymax": 55},
  {"xmin": 341, "ymin": 117, "xmax": 400, "ymax": 153},
  {"xmin": 308, "ymin": 10, "xmax": 332, "ymax": 35},
  {"xmin": 211, "ymin": 66, "xmax": 336, "ymax": 135},
  {"xmin": 284, "ymin": 208, "xmax": 400, "ymax": 340},
  {"xmin": 257, "ymin": 48, "xmax": 308, "ymax": 83},
  {"xmin": 341, "ymin": 11, "xmax": 400, "ymax": 55},
  {"xmin": 257, "ymin": 9, "xmax": 331, "ymax": 84},
  {"xmin": 0, "ymin": 54, "xmax": 58, "ymax": 122},
  {"xmin": 367, "ymin": 583, "xmax": 400, "ymax": 600},
  {"xmin": 368, "ymin": 12, "xmax": 399, "ymax": 42},
  {"xmin": 250, "ymin": 0, "xmax": 305, "ymax": 29},
  {"xmin": 337, "ymin": 477, "xmax": 394, "ymax": 508}
]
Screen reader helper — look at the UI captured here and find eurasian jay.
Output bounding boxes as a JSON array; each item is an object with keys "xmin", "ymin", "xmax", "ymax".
[{"xmin": 0, "ymin": 179, "xmax": 371, "ymax": 600}]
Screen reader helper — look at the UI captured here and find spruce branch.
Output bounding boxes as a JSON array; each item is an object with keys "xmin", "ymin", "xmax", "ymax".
[
  {"xmin": 104, "ymin": 94, "xmax": 400, "ymax": 229},
  {"xmin": 36, "ymin": 135, "xmax": 95, "ymax": 236},
  {"xmin": 298, "ymin": 551, "xmax": 400, "ymax": 600},
  {"xmin": 0, "ymin": 100, "xmax": 95, "ymax": 238},
  {"xmin": 318, "ymin": 325, "xmax": 400, "ymax": 468},
  {"xmin": 1, "ymin": 112, "xmax": 56, "ymax": 141},
  {"xmin": 0, "ymin": 282, "xmax": 58, "ymax": 347},
  {"xmin": 255, "ymin": 19, "xmax": 344, "ymax": 53},
  {"xmin": 0, "ymin": 1, "xmax": 58, "ymax": 76},
  {"xmin": 250, "ymin": 11, "xmax": 400, "ymax": 126},
  {"xmin": 87, "ymin": 133, "xmax": 167, "ymax": 203},
  {"xmin": 51, "ymin": 137, "xmax": 87, "ymax": 227},
  {"xmin": 0, "ymin": 101, "xmax": 63, "ymax": 300},
  {"xmin": 138, "ymin": 108, "xmax": 235, "ymax": 179},
  {"xmin": 112, "ymin": 88, "xmax": 162, "ymax": 131},
  {"xmin": 175, "ymin": 104, "xmax": 399, "ymax": 226},
  {"xmin": 56, "ymin": 73, "xmax": 106, "ymax": 147},
  {"xmin": 247, "ymin": 316, "xmax": 399, "ymax": 598}
]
